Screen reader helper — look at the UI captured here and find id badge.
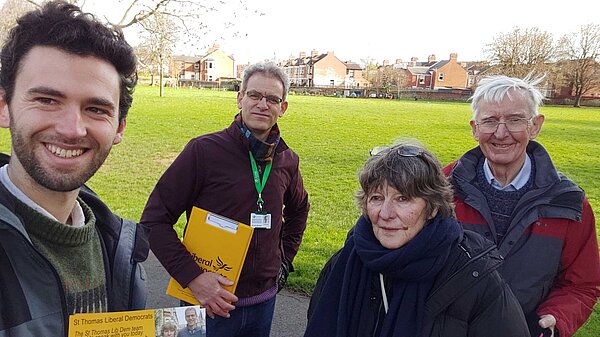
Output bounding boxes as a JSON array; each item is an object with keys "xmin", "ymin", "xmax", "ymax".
[{"xmin": 250, "ymin": 212, "xmax": 272, "ymax": 229}]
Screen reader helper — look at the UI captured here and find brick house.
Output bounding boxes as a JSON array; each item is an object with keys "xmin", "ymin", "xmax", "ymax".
[
  {"xmin": 281, "ymin": 50, "xmax": 348, "ymax": 87},
  {"xmin": 172, "ymin": 55, "xmax": 201, "ymax": 80},
  {"xmin": 407, "ymin": 53, "xmax": 468, "ymax": 89},
  {"xmin": 343, "ymin": 62, "xmax": 371, "ymax": 88},
  {"xmin": 172, "ymin": 44, "xmax": 235, "ymax": 83}
]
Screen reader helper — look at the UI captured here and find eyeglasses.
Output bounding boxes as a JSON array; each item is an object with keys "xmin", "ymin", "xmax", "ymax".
[
  {"xmin": 475, "ymin": 117, "xmax": 532, "ymax": 133},
  {"xmin": 369, "ymin": 145, "xmax": 423, "ymax": 157},
  {"xmin": 245, "ymin": 90, "xmax": 283, "ymax": 105}
]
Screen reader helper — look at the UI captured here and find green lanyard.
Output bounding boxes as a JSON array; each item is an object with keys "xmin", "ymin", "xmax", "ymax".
[{"xmin": 249, "ymin": 151, "xmax": 272, "ymax": 212}]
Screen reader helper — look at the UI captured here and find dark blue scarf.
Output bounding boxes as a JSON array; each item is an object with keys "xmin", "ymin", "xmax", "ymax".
[
  {"xmin": 305, "ymin": 214, "xmax": 463, "ymax": 337},
  {"xmin": 234, "ymin": 113, "xmax": 280, "ymax": 163}
]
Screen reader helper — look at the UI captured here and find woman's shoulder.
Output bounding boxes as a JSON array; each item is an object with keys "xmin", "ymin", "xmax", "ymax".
[{"xmin": 429, "ymin": 230, "xmax": 503, "ymax": 303}]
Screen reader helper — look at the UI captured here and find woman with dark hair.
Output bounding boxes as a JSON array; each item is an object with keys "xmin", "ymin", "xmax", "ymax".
[{"xmin": 305, "ymin": 141, "xmax": 529, "ymax": 337}]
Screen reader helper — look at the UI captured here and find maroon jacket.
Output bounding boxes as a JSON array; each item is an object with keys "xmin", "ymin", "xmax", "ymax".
[{"xmin": 141, "ymin": 122, "xmax": 309, "ymax": 298}]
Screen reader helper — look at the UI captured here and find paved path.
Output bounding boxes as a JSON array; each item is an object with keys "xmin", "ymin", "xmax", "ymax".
[{"xmin": 143, "ymin": 251, "xmax": 310, "ymax": 337}]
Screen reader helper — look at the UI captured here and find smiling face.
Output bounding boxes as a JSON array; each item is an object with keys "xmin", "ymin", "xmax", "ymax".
[
  {"xmin": 0, "ymin": 46, "xmax": 124, "ymax": 193},
  {"xmin": 470, "ymin": 95, "xmax": 544, "ymax": 177},
  {"xmin": 185, "ymin": 308, "xmax": 198, "ymax": 328},
  {"xmin": 236, "ymin": 72, "xmax": 288, "ymax": 141},
  {"xmin": 366, "ymin": 183, "xmax": 430, "ymax": 249}
]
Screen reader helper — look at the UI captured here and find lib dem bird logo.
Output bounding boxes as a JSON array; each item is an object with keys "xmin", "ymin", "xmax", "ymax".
[{"xmin": 213, "ymin": 256, "xmax": 232, "ymax": 272}]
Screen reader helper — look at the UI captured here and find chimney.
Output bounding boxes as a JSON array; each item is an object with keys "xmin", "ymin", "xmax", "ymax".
[
  {"xmin": 327, "ymin": 51, "xmax": 334, "ymax": 56},
  {"xmin": 395, "ymin": 59, "xmax": 403, "ymax": 64},
  {"xmin": 410, "ymin": 57, "xmax": 418, "ymax": 66},
  {"xmin": 311, "ymin": 49, "xmax": 319, "ymax": 57},
  {"xmin": 300, "ymin": 52, "xmax": 306, "ymax": 58},
  {"xmin": 450, "ymin": 53, "xmax": 458, "ymax": 61},
  {"xmin": 383, "ymin": 59, "xmax": 390, "ymax": 66},
  {"xmin": 428, "ymin": 54, "xmax": 436, "ymax": 63}
]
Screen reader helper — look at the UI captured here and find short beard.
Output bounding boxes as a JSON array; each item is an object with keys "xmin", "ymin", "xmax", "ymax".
[{"xmin": 10, "ymin": 126, "xmax": 111, "ymax": 192}]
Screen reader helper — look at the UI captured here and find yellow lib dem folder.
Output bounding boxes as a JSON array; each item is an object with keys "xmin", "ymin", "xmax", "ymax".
[{"xmin": 166, "ymin": 207, "xmax": 254, "ymax": 305}]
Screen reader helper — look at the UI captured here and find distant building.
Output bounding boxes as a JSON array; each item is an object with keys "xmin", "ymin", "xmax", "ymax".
[
  {"xmin": 199, "ymin": 44, "xmax": 235, "ymax": 81},
  {"xmin": 281, "ymin": 50, "xmax": 345, "ymax": 87},
  {"xmin": 343, "ymin": 62, "xmax": 371, "ymax": 88},
  {"xmin": 171, "ymin": 44, "xmax": 235, "ymax": 83},
  {"xmin": 407, "ymin": 53, "xmax": 468, "ymax": 89},
  {"xmin": 281, "ymin": 50, "xmax": 370, "ymax": 87},
  {"xmin": 172, "ymin": 55, "xmax": 200, "ymax": 81}
]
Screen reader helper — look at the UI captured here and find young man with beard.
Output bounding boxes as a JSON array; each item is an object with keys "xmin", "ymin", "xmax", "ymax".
[{"xmin": 0, "ymin": 2, "xmax": 147, "ymax": 336}]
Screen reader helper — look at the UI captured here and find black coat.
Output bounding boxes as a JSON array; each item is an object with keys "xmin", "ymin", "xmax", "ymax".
[{"xmin": 307, "ymin": 230, "xmax": 530, "ymax": 337}]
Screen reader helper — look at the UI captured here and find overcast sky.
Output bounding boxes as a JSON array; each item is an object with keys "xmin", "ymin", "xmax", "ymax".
[{"xmin": 3, "ymin": 0, "xmax": 599, "ymax": 65}]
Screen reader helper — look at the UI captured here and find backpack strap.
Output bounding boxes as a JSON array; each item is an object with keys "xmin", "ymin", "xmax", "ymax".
[{"xmin": 111, "ymin": 218, "xmax": 147, "ymax": 310}]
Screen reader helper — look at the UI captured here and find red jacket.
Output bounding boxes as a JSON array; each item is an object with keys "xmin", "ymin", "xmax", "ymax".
[
  {"xmin": 444, "ymin": 142, "xmax": 600, "ymax": 337},
  {"xmin": 141, "ymin": 122, "xmax": 309, "ymax": 298}
]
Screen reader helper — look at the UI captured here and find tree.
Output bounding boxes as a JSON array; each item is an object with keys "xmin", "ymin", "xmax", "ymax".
[
  {"xmin": 136, "ymin": 11, "xmax": 177, "ymax": 97},
  {"xmin": 12, "ymin": 0, "xmax": 258, "ymax": 97},
  {"xmin": 557, "ymin": 23, "xmax": 600, "ymax": 107},
  {"xmin": 364, "ymin": 64, "xmax": 407, "ymax": 97},
  {"xmin": 0, "ymin": 0, "xmax": 35, "ymax": 43},
  {"xmin": 21, "ymin": 0, "xmax": 257, "ymax": 47},
  {"xmin": 485, "ymin": 27, "xmax": 555, "ymax": 78}
]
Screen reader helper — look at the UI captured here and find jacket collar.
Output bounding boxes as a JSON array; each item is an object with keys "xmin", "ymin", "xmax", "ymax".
[{"xmin": 225, "ymin": 121, "xmax": 290, "ymax": 154}]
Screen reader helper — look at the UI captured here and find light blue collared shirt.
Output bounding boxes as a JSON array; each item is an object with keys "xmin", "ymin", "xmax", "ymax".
[{"xmin": 483, "ymin": 154, "xmax": 531, "ymax": 191}]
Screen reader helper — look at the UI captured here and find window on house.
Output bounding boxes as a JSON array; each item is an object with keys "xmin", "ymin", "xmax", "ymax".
[
  {"xmin": 330, "ymin": 80, "xmax": 335, "ymax": 86},
  {"xmin": 438, "ymin": 72, "xmax": 445, "ymax": 81},
  {"xmin": 194, "ymin": 63, "xmax": 199, "ymax": 70},
  {"xmin": 208, "ymin": 75, "xmax": 213, "ymax": 81},
  {"xmin": 418, "ymin": 76, "xmax": 425, "ymax": 84}
]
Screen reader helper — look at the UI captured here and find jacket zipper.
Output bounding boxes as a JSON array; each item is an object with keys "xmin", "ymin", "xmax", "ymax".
[{"xmin": 426, "ymin": 243, "xmax": 497, "ymax": 300}]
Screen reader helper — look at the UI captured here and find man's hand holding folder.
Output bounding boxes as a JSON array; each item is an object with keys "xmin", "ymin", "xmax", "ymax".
[{"xmin": 188, "ymin": 272, "xmax": 238, "ymax": 319}]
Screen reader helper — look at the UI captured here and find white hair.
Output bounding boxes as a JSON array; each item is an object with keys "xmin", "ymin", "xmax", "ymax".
[{"xmin": 470, "ymin": 74, "xmax": 546, "ymax": 119}]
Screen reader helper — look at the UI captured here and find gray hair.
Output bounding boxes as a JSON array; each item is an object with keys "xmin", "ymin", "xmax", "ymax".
[
  {"xmin": 356, "ymin": 140, "xmax": 455, "ymax": 220},
  {"xmin": 470, "ymin": 74, "xmax": 545, "ymax": 119},
  {"xmin": 161, "ymin": 321, "xmax": 177, "ymax": 334},
  {"xmin": 241, "ymin": 62, "xmax": 290, "ymax": 101}
]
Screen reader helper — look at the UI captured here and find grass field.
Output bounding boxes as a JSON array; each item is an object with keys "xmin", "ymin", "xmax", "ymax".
[{"xmin": 0, "ymin": 85, "xmax": 598, "ymax": 335}]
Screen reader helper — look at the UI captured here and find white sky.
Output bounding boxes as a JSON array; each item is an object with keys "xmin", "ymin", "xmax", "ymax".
[{"xmin": 3, "ymin": 0, "xmax": 599, "ymax": 65}]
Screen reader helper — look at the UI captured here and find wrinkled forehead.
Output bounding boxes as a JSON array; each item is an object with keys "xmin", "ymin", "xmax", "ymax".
[{"xmin": 475, "ymin": 92, "xmax": 535, "ymax": 119}]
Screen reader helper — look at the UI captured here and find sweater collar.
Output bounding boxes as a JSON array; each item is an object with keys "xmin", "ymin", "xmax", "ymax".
[{"xmin": 14, "ymin": 196, "xmax": 97, "ymax": 247}]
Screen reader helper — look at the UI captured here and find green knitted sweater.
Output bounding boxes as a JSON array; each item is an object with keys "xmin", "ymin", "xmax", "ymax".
[{"xmin": 14, "ymin": 197, "xmax": 108, "ymax": 314}]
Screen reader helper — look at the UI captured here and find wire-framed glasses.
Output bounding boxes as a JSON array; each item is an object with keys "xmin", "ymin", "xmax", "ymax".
[
  {"xmin": 245, "ymin": 90, "xmax": 283, "ymax": 105},
  {"xmin": 475, "ymin": 117, "xmax": 532, "ymax": 133}
]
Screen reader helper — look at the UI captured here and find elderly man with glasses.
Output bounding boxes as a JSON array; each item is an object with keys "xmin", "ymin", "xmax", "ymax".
[
  {"xmin": 141, "ymin": 63, "xmax": 309, "ymax": 337},
  {"xmin": 444, "ymin": 75, "xmax": 600, "ymax": 337}
]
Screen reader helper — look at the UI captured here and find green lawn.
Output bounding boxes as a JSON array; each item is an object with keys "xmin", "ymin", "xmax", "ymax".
[{"xmin": 0, "ymin": 86, "xmax": 598, "ymax": 335}]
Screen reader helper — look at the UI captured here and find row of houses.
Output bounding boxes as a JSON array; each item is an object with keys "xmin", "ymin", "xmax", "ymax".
[
  {"xmin": 171, "ymin": 46, "xmax": 472, "ymax": 90},
  {"xmin": 168, "ymin": 46, "xmax": 599, "ymax": 100}
]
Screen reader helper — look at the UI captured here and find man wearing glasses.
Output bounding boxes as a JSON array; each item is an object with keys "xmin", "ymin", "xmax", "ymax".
[
  {"xmin": 444, "ymin": 75, "xmax": 600, "ymax": 337},
  {"xmin": 142, "ymin": 63, "xmax": 309, "ymax": 337}
]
